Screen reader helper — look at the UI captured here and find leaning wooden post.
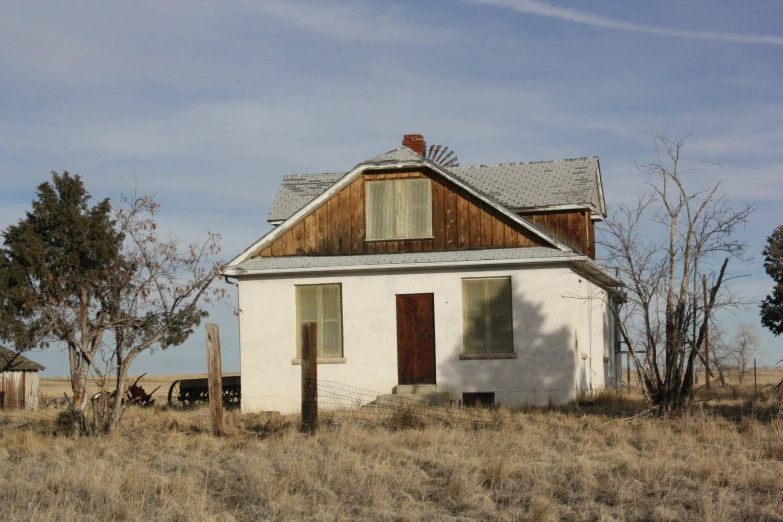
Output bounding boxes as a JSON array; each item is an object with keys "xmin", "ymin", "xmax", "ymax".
[
  {"xmin": 300, "ymin": 321, "xmax": 318, "ymax": 435},
  {"xmin": 206, "ymin": 323, "xmax": 224, "ymax": 437}
]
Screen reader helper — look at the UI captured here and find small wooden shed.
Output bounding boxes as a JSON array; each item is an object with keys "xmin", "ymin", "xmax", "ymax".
[{"xmin": 0, "ymin": 346, "xmax": 45, "ymax": 410}]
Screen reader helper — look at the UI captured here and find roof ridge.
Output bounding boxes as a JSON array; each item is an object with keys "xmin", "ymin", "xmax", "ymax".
[
  {"xmin": 452, "ymin": 156, "xmax": 598, "ymax": 169},
  {"xmin": 281, "ymin": 172, "xmax": 345, "ymax": 180},
  {"xmin": 279, "ymin": 156, "xmax": 598, "ymax": 179},
  {"xmin": 363, "ymin": 146, "xmax": 425, "ymax": 164}
]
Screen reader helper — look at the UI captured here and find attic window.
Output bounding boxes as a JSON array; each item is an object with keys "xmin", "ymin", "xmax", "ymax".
[{"xmin": 365, "ymin": 179, "xmax": 432, "ymax": 240}]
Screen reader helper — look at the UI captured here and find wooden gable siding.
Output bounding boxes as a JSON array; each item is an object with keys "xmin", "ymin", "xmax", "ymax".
[
  {"xmin": 521, "ymin": 210, "xmax": 595, "ymax": 259},
  {"xmin": 255, "ymin": 169, "xmax": 547, "ymax": 258}
]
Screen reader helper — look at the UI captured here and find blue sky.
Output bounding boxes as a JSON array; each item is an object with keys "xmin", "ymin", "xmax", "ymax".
[{"xmin": 1, "ymin": 0, "xmax": 781, "ymax": 375}]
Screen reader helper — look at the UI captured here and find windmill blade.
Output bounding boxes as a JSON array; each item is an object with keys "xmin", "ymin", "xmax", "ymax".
[
  {"xmin": 443, "ymin": 156, "xmax": 460, "ymax": 168},
  {"xmin": 440, "ymin": 150, "xmax": 455, "ymax": 164},
  {"xmin": 426, "ymin": 144, "xmax": 460, "ymax": 168},
  {"xmin": 435, "ymin": 147, "xmax": 449, "ymax": 164}
]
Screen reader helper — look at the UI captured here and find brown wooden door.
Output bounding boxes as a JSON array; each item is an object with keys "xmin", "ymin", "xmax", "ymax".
[{"xmin": 396, "ymin": 293, "xmax": 436, "ymax": 385}]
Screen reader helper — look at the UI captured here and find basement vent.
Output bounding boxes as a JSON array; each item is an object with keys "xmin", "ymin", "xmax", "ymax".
[{"xmin": 462, "ymin": 392, "xmax": 495, "ymax": 408}]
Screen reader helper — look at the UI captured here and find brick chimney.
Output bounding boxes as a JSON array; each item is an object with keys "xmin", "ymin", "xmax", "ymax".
[{"xmin": 402, "ymin": 134, "xmax": 426, "ymax": 156}]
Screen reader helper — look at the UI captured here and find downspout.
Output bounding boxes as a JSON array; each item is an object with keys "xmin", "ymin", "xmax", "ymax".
[
  {"xmin": 587, "ymin": 280, "xmax": 593, "ymax": 395},
  {"xmin": 223, "ymin": 275, "xmax": 241, "ymax": 383}
]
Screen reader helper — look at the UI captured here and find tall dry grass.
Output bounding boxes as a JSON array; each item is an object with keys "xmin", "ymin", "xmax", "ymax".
[{"xmin": 1, "ymin": 394, "xmax": 783, "ymax": 521}]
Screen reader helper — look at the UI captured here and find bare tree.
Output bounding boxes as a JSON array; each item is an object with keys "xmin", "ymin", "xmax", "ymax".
[
  {"xmin": 0, "ymin": 173, "xmax": 225, "ymax": 434},
  {"xmin": 727, "ymin": 324, "xmax": 761, "ymax": 386},
  {"xmin": 600, "ymin": 130, "xmax": 753, "ymax": 415},
  {"xmin": 708, "ymin": 323, "xmax": 733, "ymax": 387},
  {"xmin": 94, "ymin": 188, "xmax": 227, "ymax": 433},
  {"xmin": 708, "ymin": 323, "xmax": 761, "ymax": 387}
]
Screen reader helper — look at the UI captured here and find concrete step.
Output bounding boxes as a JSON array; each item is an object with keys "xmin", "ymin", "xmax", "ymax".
[
  {"xmin": 393, "ymin": 384, "xmax": 438, "ymax": 394},
  {"xmin": 376, "ymin": 392, "xmax": 450, "ymax": 407}
]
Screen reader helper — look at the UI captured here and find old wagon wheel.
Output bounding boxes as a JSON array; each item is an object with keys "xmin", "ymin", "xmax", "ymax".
[{"xmin": 167, "ymin": 380, "xmax": 182, "ymax": 407}]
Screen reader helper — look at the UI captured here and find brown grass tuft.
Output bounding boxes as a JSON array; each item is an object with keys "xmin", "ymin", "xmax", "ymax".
[{"xmin": 2, "ymin": 397, "xmax": 783, "ymax": 521}]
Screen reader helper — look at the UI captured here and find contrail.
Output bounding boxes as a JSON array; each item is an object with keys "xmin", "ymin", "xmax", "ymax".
[{"xmin": 463, "ymin": 0, "xmax": 783, "ymax": 45}]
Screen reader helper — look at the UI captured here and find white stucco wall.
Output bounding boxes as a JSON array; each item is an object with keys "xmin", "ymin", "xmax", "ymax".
[{"xmin": 238, "ymin": 264, "xmax": 617, "ymax": 414}]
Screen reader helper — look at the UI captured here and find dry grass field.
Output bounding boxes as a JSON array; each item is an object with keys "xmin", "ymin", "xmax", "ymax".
[
  {"xmin": 623, "ymin": 367, "xmax": 783, "ymax": 390},
  {"xmin": 35, "ymin": 367, "xmax": 783, "ymax": 407},
  {"xmin": 2, "ymin": 386, "xmax": 783, "ymax": 521}
]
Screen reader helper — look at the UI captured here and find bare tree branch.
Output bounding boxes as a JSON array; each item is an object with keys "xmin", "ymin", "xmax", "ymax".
[{"xmin": 598, "ymin": 130, "xmax": 753, "ymax": 415}]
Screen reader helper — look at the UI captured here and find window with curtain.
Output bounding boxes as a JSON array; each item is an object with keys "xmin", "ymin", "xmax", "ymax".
[
  {"xmin": 365, "ymin": 178, "xmax": 433, "ymax": 240},
  {"xmin": 296, "ymin": 284, "xmax": 343, "ymax": 359},
  {"xmin": 462, "ymin": 277, "xmax": 514, "ymax": 354}
]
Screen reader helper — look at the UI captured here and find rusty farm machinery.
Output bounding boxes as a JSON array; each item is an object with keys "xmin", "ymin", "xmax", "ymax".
[
  {"xmin": 90, "ymin": 373, "xmax": 160, "ymax": 407},
  {"xmin": 167, "ymin": 375, "xmax": 241, "ymax": 408}
]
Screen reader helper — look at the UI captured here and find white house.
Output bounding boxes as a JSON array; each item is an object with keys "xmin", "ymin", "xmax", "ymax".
[{"xmin": 224, "ymin": 135, "xmax": 623, "ymax": 414}]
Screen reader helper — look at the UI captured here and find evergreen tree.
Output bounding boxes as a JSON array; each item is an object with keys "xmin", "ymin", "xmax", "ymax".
[
  {"xmin": 761, "ymin": 225, "xmax": 783, "ymax": 335},
  {"xmin": 0, "ymin": 173, "xmax": 225, "ymax": 434},
  {"xmin": 0, "ymin": 172, "xmax": 124, "ymax": 430}
]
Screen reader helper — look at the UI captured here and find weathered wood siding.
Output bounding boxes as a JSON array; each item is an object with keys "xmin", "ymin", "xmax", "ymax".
[
  {"xmin": 522, "ymin": 210, "xmax": 595, "ymax": 259},
  {"xmin": 0, "ymin": 371, "xmax": 38, "ymax": 410},
  {"xmin": 256, "ymin": 169, "xmax": 547, "ymax": 257}
]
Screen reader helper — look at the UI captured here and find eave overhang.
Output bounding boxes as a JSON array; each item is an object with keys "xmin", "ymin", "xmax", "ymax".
[
  {"xmin": 224, "ymin": 252, "xmax": 623, "ymax": 291},
  {"xmin": 569, "ymin": 257, "xmax": 624, "ymax": 290}
]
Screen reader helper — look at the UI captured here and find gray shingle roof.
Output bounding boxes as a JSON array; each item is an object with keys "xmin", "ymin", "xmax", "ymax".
[
  {"xmin": 450, "ymin": 157, "xmax": 600, "ymax": 211},
  {"xmin": 0, "ymin": 346, "xmax": 45, "ymax": 372},
  {"xmin": 267, "ymin": 172, "xmax": 345, "ymax": 222},
  {"xmin": 363, "ymin": 146, "xmax": 425, "ymax": 164},
  {"xmin": 235, "ymin": 247, "xmax": 579, "ymax": 273},
  {"xmin": 266, "ymin": 150, "xmax": 602, "ymax": 223}
]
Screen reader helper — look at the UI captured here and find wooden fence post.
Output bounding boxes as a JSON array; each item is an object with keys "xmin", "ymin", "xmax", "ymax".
[
  {"xmin": 754, "ymin": 358, "xmax": 757, "ymax": 394},
  {"xmin": 300, "ymin": 321, "xmax": 317, "ymax": 435},
  {"xmin": 206, "ymin": 323, "xmax": 224, "ymax": 437}
]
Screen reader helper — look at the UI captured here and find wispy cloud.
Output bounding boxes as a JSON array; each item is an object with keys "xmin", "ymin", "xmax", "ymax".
[
  {"xmin": 240, "ymin": 0, "xmax": 453, "ymax": 44},
  {"xmin": 462, "ymin": 0, "xmax": 783, "ymax": 45},
  {"xmin": 3, "ymin": 1, "xmax": 783, "ymax": 371}
]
